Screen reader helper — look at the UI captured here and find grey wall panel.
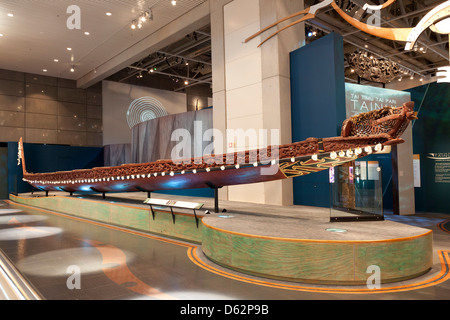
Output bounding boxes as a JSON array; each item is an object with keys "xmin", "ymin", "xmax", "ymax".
[
  {"xmin": 131, "ymin": 108, "xmax": 213, "ymax": 164},
  {"xmin": 0, "ymin": 68, "xmax": 103, "ymax": 146},
  {"xmin": 104, "ymin": 144, "xmax": 131, "ymax": 166},
  {"xmin": 25, "ymin": 98, "xmax": 57, "ymax": 115},
  {"xmin": 0, "ymin": 79, "xmax": 24, "ymax": 97},
  {"xmin": 0, "ymin": 96, "xmax": 25, "ymax": 112},
  {"xmin": 25, "ymin": 113, "xmax": 57, "ymax": 130}
]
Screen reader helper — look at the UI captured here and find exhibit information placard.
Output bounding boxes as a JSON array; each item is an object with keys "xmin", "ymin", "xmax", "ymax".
[
  {"xmin": 413, "ymin": 154, "xmax": 421, "ymax": 187},
  {"xmin": 428, "ymin": 153, "xmax": 450, "ymax": 184}
]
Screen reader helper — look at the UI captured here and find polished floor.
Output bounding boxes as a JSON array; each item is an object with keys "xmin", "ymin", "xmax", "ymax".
[{"xmin": 0, "ymin": 193, "xmax": 449, "ymax": 300}]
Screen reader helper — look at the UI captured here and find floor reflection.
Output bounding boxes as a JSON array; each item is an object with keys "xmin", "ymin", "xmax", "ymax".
[
  {"xmin": 17, "ymin": 247, "xmax": 134, "ymax": 277},
  {"xmin": 0, "ymin": 226, "xmax": 62, "ymax": 240},
  {"xmin": 0, "ymin": 209, "xmax": 23, "ymax": 215},
  {"xmin": 1, "ymin": 200, "xmax": 449, "ymax": 300},
  {"xmin": 385, "ymin": 214, "xmax": 445, "ymax": 227},
  {"xmin": 0, "ymin": 215, "xmax": 48, "ymax": 225}
]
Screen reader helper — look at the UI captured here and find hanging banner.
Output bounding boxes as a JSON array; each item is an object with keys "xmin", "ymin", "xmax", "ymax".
[{"xmin": 345, "ymin": 83, "xmax": 411, "ymax": 118}]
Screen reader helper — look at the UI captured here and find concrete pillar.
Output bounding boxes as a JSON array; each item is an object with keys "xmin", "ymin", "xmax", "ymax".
[
  {"xmin": 392, "ymin": 126, "xmax": 416, "ymax": 216},
  {"xmin": 211, "ymin": 0, "xmax": 305, "ymax": 205},
  {"xmin": 210, "ymin": 0, "xmax": 233, "ymax": 201}
]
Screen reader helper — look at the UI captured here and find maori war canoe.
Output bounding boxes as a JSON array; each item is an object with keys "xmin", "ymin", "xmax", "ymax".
[{"xmin": 19, "ymin": 103, "xmax": 417, "ymax": 197}]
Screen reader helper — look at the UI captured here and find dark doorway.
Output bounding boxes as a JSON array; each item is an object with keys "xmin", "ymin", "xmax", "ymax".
[{"xmin": 0, "ymin": 143, "xmax": 7, "ymax": 199}]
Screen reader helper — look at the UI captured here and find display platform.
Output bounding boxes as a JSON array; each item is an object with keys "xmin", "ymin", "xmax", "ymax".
[{"xmin": 10, "ymin": 191, "xmax": 433, "ymax": 285}]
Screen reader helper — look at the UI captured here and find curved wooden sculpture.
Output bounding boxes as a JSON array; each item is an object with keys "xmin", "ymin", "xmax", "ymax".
[
  {"xmin": 245, "ymin": 0, "xmax": 450, "ymax": 52},
  {"xmin": 19, "ymin": 103, "xmax": 416, "ymax": 195},
  {"xmin": 244, "ymin": 0, "xmax": 333, "ymax": 47}
]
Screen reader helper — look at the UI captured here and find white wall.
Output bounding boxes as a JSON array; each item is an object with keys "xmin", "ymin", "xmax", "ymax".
[
  {"xmin": 102, "ymin": 80, "xmax": 187, "ymax": 145},
  {"xmin": 219, "ymin": 0, "xmax": 303, "ymax": 205}
]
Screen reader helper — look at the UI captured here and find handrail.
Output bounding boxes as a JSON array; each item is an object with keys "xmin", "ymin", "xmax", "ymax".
[{"xmin": 0, "ymin": 249, "xmax": 43, "ymax": 300}]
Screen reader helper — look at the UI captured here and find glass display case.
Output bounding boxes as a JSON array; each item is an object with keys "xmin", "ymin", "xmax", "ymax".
[{"xmin": 330, "ymin": 161, "xmax": 384, "ymax": 222}]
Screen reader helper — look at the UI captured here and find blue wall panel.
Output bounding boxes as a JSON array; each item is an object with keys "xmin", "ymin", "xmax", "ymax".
[
  {"xmin": 7, "ymin": 142, "xmax": 214, "ymax": 199},
  {"xmin": 407, "ymin": 82, "xmax": 450, "ymax": 214},
  {"xmin": 8, "ymin": 142, "xmax": 104, "ymax": 195},
  {"xmin": 290, "ymin": 33, "xmax": 347, "ymax": 207}
]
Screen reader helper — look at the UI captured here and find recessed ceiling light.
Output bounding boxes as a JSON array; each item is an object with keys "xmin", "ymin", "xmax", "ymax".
[
  {"xmin": 0, "ymin": 34, "xmax": 3, "ymax": 37},
  {"xmin": 7, "ymin": 13, "xmax": 13, "ymax": 17},
  {"xmin": 54, "ymin": 59, "xmax": 59, "ymax": 62},
  {"xmin": 43, "ymin": 69, "xmax": 47, "ymax": 72},
  {"xmin": 106, "ymin": 12, "xmax": 112, "ymax": 16},
  {"xmin": 67, "ymin": 47, "xmax": 72, "ymax": 51},
  {"xmin": 84, "ymin": 31, "xmax": 90, "ymax": 35}
]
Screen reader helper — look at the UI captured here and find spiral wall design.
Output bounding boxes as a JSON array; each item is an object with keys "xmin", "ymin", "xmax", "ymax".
[{"xmin": 126, "ymin": 97, "xmax": 168, "ymax": 128}]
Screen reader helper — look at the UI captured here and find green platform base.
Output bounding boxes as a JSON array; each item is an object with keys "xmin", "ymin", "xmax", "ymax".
[
  {"xmin": 201, "ymin": 218, "xmax": 433, "ymax": 285},
  {"xmin": 10, "ymin": 194, "xmax": 202, "ymax": 244},
  {"xmin": 10, "ymin": 193, "xmax": 433, "ymax": 285}
]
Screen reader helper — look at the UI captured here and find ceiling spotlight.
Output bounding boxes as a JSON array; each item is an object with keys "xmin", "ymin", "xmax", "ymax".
[
  {"xmin": 43, "ymin": 69, "xmax": 47, "ymax": 72},
  {"xmin": 106, "ymin": 12, "xmax": 112, "ymax": 16},
  {"xmin": 70, "ymin": 66, "xmax": 75, "ymax": 73},
  {"xmin": 67, "ymin": 47, "xmax": 72, "ymax": 51},
  {"xmin": 54, "ymin": 59, "xmax": 59, "ymax": 62},
  {"xmin": 7, "ymin": 13, "xmax": 13, "ymax": 17},
  {"xmin": 84, "ymin": 31, "xmax": 90, "ymax": 35},
  {"xmin": 0, "ymin": 34, "xmax": 3, "ymax": 37},
  {"xmin": 171, "ymin": 0, "xmax": 177, "ymax": 6},
  {"xmin": 131, "ymin": 21, "xmax": 136, "ymax": 29},
  {"xmin": 184, "ymin": 80, "xmax": 189, "ymax": 85}
]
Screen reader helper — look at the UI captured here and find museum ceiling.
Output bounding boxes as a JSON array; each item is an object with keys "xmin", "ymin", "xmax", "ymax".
[
  {"xmin": 116, "ymin": 0, "xmax": 449, "ymax": 92},
  {"xmin": 0, "ymin": 0, "xmax": 447, "ymax": 93},
  {"xmin": 106, "ymin": 24, "xmax": 212, "ymax": 95},
  {"xmin": 304, "ymin": 0, "xmax": 449, "ymax": 84}
]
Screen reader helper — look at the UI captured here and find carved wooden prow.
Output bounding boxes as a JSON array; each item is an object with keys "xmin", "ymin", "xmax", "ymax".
[{"xmin": 18, "ymin": 137, "xmax": 28, "ymax": 176}]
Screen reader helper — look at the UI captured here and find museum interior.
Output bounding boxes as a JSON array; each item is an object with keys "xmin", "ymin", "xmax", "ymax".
[{"xmin": 0, "ymin": 0, "xmax": 449, "ymax": 302}]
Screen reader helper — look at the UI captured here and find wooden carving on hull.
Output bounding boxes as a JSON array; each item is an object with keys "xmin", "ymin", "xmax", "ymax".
[
  {"xmin": 347, "ymin": 51, "xmax": 401, "ymax": 83},
  {"xmin": 19, "ymin": 103, "xmax": 417, "ymax": 196},
  {"xmin": 245, "ymin": 0, "xmax": 450, "ymax": 52}
]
